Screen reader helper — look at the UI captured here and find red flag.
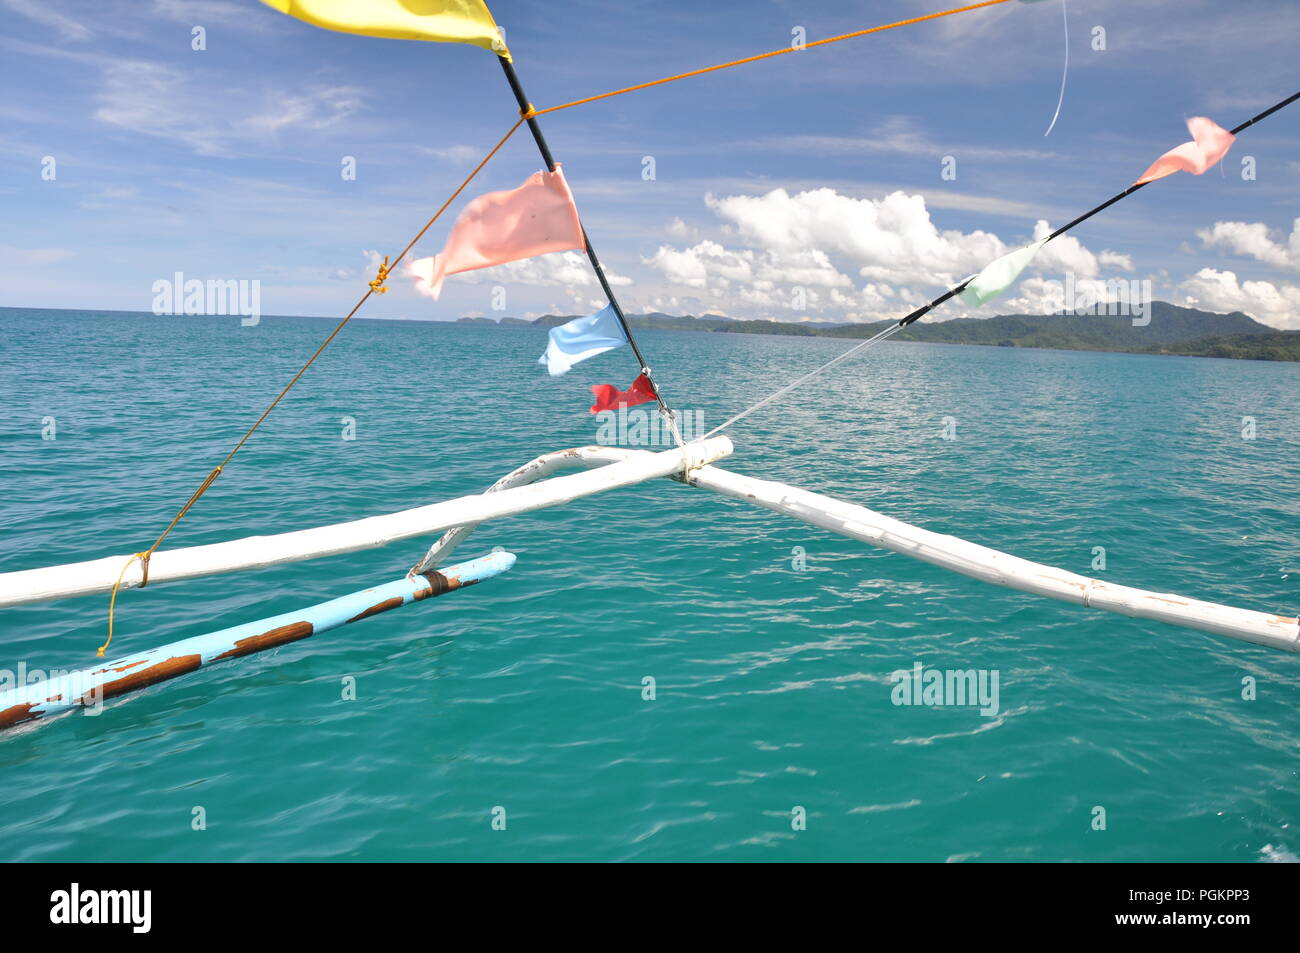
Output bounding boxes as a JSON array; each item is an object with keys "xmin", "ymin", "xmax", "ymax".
[{"xmin": 590, "ymin": 373, "xmax": 656, "ymax": 413}]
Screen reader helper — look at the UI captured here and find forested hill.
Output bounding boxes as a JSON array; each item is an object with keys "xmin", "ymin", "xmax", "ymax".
[{"xmin": 458, "ymin": 302, "xmax": 1300, "ymax": 362}]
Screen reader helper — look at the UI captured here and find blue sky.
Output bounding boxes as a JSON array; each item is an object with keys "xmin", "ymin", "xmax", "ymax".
[{"xmin": 2, "ymin": 0, "xmax": 1298, "ymax": 326}]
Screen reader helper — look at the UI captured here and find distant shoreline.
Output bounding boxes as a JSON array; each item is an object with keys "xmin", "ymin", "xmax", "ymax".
[
  {"xmin": 487, "ymin": 302, "xmax": 1300, "ymax": 363},
  {"xmin": 5, "ymin": 303, "xmax": 1298, "ymax": 363}
]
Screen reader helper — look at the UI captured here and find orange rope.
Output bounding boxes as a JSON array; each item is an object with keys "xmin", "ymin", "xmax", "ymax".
[
  {"xmin": 534, "ymin": 0, "xmax": 1015, "ymax": 116},
  {"xmin": 100, "ymin": 115, "xmax": 526, "ymax": 656}
]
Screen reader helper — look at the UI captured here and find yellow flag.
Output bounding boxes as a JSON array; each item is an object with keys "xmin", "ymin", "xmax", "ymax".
[{"xmin": 262, "ymin": 0, "xmax": 509, "ymax": 59}]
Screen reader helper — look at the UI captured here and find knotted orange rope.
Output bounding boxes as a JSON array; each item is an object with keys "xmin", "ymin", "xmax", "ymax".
[{"xmin": 368, "ymin": 256, "xmax": 392, "ymax": 294}]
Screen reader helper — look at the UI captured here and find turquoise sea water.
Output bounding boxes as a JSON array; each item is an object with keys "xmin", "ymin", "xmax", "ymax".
[{"xmin": 0, "ymin": 307, "xmax": 1297, "ymax": 862}]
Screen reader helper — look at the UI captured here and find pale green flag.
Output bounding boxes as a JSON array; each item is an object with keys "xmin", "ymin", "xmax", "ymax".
[{"xmin": 958, "ymin": 238, "xmax": 1048, "ymax": 307}]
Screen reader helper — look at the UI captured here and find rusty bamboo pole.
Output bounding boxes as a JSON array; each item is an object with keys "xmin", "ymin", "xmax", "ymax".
[{"xmin": 0, "ymin": 551, "xmax": 516, "ymax": 733}]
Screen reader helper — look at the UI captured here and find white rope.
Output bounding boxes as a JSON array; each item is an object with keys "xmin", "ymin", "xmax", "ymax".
[
  {"xmin": 661, "ymin": 404, "xmax": 686, "ymax": 447},
  {"xmin": 1043, "ymin": 0, "xmax": 1068, "ymax": 137},
  {"xmin": 703, "ymin": 321, "xmax": 905, "ymax": 439}
]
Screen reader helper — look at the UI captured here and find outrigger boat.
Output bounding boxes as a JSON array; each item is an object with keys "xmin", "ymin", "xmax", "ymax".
[
  {"xmin": 2, "ymin": 431, "xmax": 1296, "ymax": 731},
  {"xmin": 2, "ymin": 0, "xmax": 1296, "ymax": 734}
]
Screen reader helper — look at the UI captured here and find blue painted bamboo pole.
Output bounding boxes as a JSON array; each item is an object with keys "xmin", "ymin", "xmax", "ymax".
[{"xmin": 0, "ymin": 551, "xmax": 515, "ymax": 733}]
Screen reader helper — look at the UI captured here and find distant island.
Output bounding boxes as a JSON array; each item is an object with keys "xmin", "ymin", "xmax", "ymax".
[{"xmin": 460, "ymin": 302, "xmax": 1300, "ymax": 362}]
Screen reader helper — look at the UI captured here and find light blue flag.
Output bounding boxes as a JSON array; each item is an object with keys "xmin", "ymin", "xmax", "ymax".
[{"xmin": 538, "ymin": 303, "xmax": 627, "ymax": 376}]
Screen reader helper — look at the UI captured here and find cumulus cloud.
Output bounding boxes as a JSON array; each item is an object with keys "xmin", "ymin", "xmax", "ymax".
[
  {"xmin": 704, "ymin": 188, "xmax": 1004, "ymax": 287},
  {"xmin": 1031, "ymin": 220, "xmax": 1134, "ymax": 277},
  {"xmin": 1178, "ymin": 268, "xmax": 1300, "ymax": 329},
  {"xmin": 1197, "ymin": 219, "xmax": 1300, "ymax": 272},
  {"xmin": 1002, "ymin": 277, "xmax": 1069, "ymax": 316},
  {"xmin": 666, "ymin": 217, "xmax": 699, "ymax": 241},
  {"xmin": 646, "ymin": 186, "xmax": 1132, "ymax": 321},
  {"xmin": 644, "ymin": 240, "xmax": 849, "ymax": 293}
]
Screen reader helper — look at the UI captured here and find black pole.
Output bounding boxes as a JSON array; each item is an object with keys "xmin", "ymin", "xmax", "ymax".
[
  {"xmin": 497, "ymin": 55, "xmax": 681, "ymax": 438},
  {"xmin": 1043, "ymin": 91, "xmax": 1300, "ymax": 245},
  {"xmin": 896, "ymin": 90, "xmax": 1300, "ymax": 329}
]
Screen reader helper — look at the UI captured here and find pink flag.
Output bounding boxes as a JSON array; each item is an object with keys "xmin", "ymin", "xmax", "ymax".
[
  {"xmin": 407, "ymin": 165, "xmax": 585, "ymax": 299},
  {"xmin": 1134, "ymin": 116, "xmax": 1236, "ymax": 186}
]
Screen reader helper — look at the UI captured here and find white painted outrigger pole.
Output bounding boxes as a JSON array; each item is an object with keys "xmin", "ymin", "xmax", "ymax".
[
  {"xmin": 0, "ymin": 437, "xmax": 734, "ymax": 608},
  {"xmin": 412, "ymin": 444, "xmax": 640, "ymax": 572},
  {"xmin": 687, "ymin": 464, "xmax": 1300, "ymax": 654},
  {"xmin": 410, "ymin": 443, "xmax": 1299, "ymax": 654},
  {"xmin": 1, "ymin": 435, "xmax": 1294, "ymax": 655}
]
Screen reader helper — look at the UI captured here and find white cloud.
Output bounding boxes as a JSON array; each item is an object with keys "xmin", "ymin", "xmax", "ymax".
[
  {"xmin": 1197, "ymin": 219, "xmax": 1300, "ymax": 272},
  {"xmin": 417, "ymin": 144, "xmax": 481, "ymax": 164},
  {"xmin": 453, "ymin": 251, "xmax": 632, "ymax": 289},
  {"xmin": 245, "ymin": 87, "xmax": 362, "ymax": 134},
  {"xmin": 760, "ymin": 116, "xmax": 1060, "ymax": 163},
  {"xmin": 666, "ymin": 217, "xmax": 698, "ymax": 241},
  {"xmin": 646, "ymin": 243, "xmax": 711, "ymax": 288},
  {"xmin": 0, "ymin": 0, "xmax": 92, "ymax": 41},
  {"xmin": 1002, "ymin": 276, "xmax": 1069, "ymax": 316},
  {"xmin": 1031, "ymin": 220, "xmax": 1134, "ymax": 278},
  {"xmin": 705, "ymin": 188, "xmax": 1005, "ymax": 288},
  {"xmin": 999, "ymin": 274, "xmax": 1155, "ymax": 317},
  {"xmin": 645, "ymin": 187, "xmax": 1130, "ymax": 321},
  {"xmin": 644, "ymin": 240, "xmax": 848, "ymax": 293},
  {"xmin": 1178, "ymin": 268, "xmax": 1300, "ymax": 329},
  {"xmin": 93, "ymin": 61, "xmax": 364, "ymax": 156},
  {"xmin": 1099, "ymin": 250, "xmax": 1135, "ymax": 270}
]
